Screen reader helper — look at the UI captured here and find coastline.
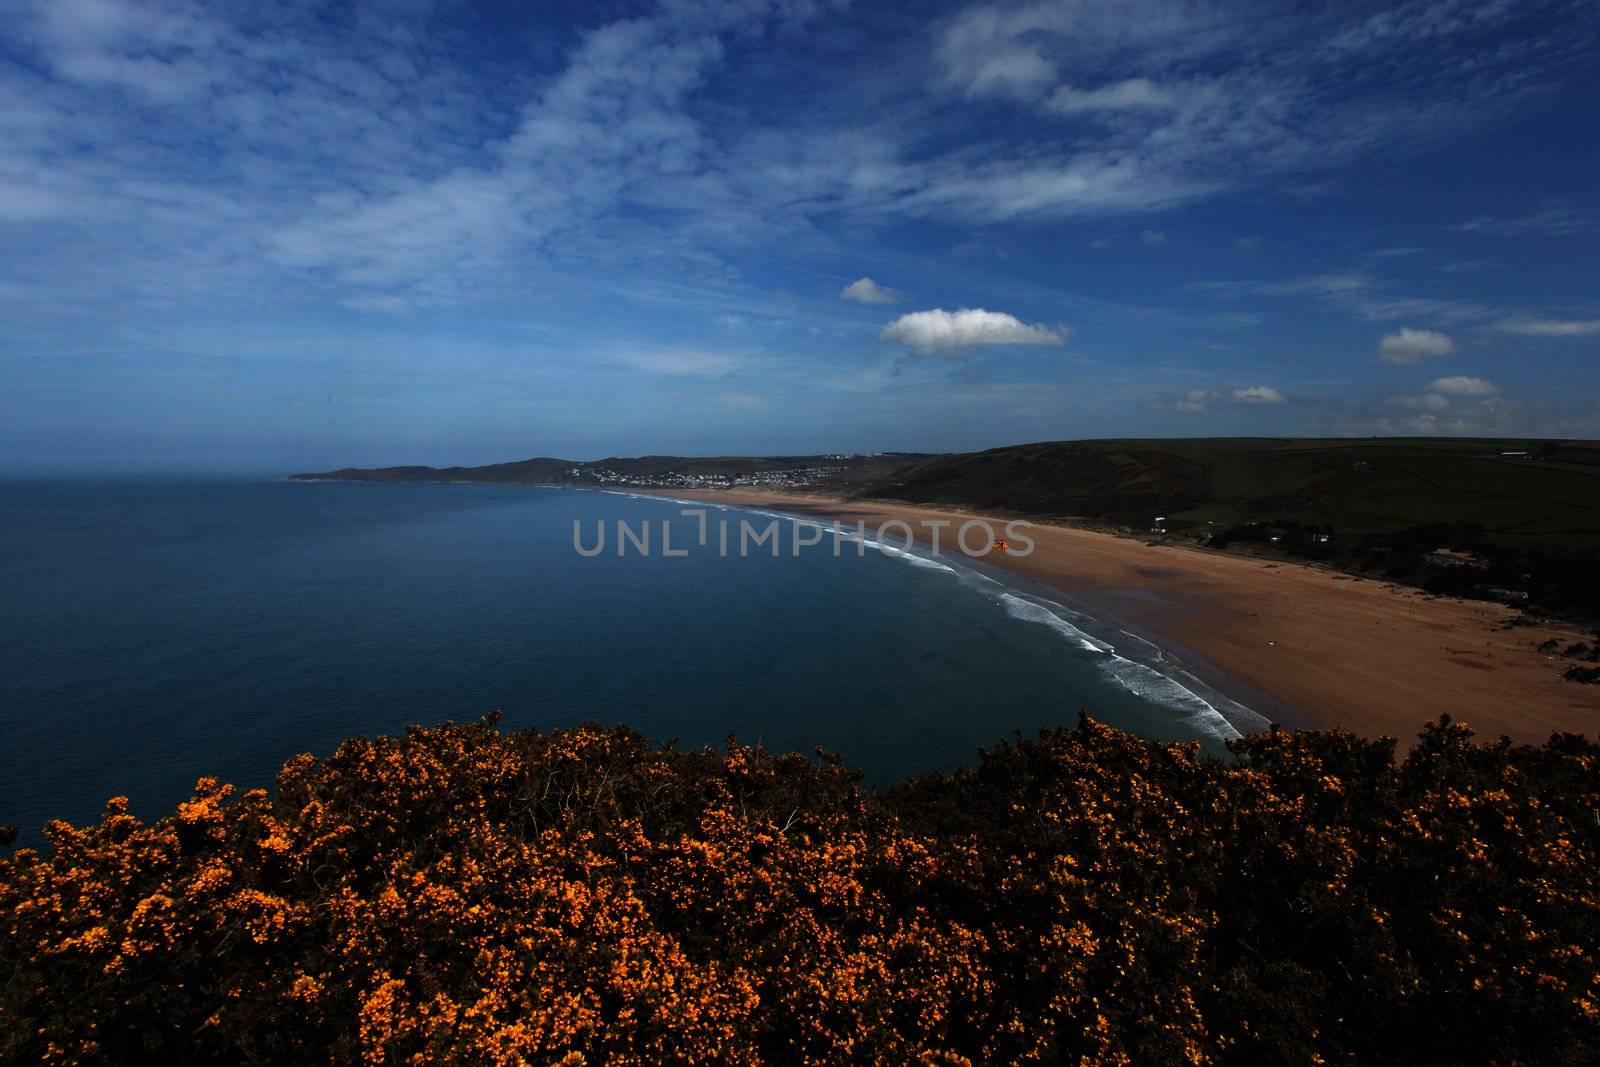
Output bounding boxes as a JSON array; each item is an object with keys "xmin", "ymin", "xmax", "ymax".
[{"xmin": 641, "ymin": 488, "xmax": 1600, "ymax": 746}]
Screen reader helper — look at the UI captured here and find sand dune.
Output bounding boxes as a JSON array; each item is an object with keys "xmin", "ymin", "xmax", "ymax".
[{"xmin": 654, "ymin": 490, "xmax": 1600, "ymax": 745}]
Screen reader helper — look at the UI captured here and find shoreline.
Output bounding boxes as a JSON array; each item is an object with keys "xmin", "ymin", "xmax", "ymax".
[
  {"xmin": 641, "ymin": 488, "xmax": 1600, "ymax": 746},
  {"xmin": 628, "ymin": 489, "xmax": 1282, "ymax": 742}
]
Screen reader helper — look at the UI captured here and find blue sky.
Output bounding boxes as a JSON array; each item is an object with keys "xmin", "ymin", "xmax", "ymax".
[{"xmin": 1, "ymin": 0, "xmax": 1598, "ymax": 471}]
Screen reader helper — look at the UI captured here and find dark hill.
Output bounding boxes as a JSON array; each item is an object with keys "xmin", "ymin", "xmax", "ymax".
[
  {"xmin": 858, "ymin": 440, "xmax": 1210, "ymax": 524},
  {"xmin": 860, "ymin": 437, "xmax": 1600, "ymax": 541},
  {"xmin": 858, "ymin": 437, "xmax": 1600, "ymax": 621}
]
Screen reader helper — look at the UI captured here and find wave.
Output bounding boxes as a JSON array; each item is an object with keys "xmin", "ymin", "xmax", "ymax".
[
  {"xmin": 729, "ymin": 506, "xmax": 962, "ymax": 574},
  {"xmin": 996, "ymin": 594, "xmax": 1106, "ymax": 652},
  {"xmin": 996, "ymin": 593, "xmax": 1247, "ymax": 741},
  {"xmin": 598, "ymin": 492, "xmax": 958, "ymax": 573}
]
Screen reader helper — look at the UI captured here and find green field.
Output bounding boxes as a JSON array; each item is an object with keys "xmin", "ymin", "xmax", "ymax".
[{"xmin": 859, "ymin": 437, "xmax": 1600, "ymax": 551}]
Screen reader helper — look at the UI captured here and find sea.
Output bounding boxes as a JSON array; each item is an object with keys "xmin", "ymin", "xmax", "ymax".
[{"xmin": 0, "ymin": 479, "xmax": 1262, "ymax": 842}]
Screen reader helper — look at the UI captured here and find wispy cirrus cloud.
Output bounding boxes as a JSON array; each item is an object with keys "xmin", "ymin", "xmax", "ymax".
[
  {"xmin": 920, "ymin": 0, "xmax": 1598, "ymax": 222},
  {"xmin": 1453, "ymin": 203, "xmax": 1598, "ymax": 237},
  {"xmin": 1191, "ymin": 274, "xmax": 1375, "ymax": 299},
  {"xmin": 1495, "ymin": 317, "xmax": 1600, "ymax": 336},
  {"xmin": 0, "ymin": 0, "xmax": 1598, "ymax": 469},
  {"xmin": 1191, "ymin": 271, "xmax": 1502, "ymax": 329},
  {"xmin": 6, "ymin": 0, "xmax": 1598, "ymax": 318}
]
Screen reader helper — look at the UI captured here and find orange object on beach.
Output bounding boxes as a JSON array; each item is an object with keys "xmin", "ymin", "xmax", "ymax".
[{"xmin": 992, "ymin": 537, "xmax": 1009, "ymax": 552}]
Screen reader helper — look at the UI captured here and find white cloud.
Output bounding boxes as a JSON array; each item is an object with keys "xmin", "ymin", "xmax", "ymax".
[
  {"xmin": 1389, "ymin": 393, "xmax": 1451, "ymax": 412},
  {"xmin": 1453, "ymin": 205, "xmax": 1597, "ymax": 237},
  {"xmin": 1428, "ymin": 376, "xmax": 1497, "ymax": 397},
  {"xmin": 1166, "ymin": 385, "xmax": 1287, "ymax": 411},
  {"xmin": 1271, "ymin": 273, "xmax": 1374, "ymax": 296},
  {"xmin": 1195, "ymin": 274, "xmax": 1374, "ymax": 298},
  {"xmin": 1496, "ymin": 317, "xmax": 1600, "ymax": 337},
  {"xmin": 1049, "ymin": 78, "xmax": 1174, "ymax": 115},
  {"xmin": 1377, "ymin": 327, "xmax": 1456, "ymax": 364},
  {"xmin": 839, "ymin": 277, "xmax": 901, "ymax": 304},
  {"xmin": 957, "ymin": 48, "xmax": 1057, "ymax": 99},
  {"xmin": 1140, "ymin": 229, "xmax": 1168, "ymax": 246},
  {"xmin": 923, "ymin": 0, "xmax": 1589, "ymax": 225},
  {"xmin": 1, "ymin": 0, "xmax": 1597, "ymax": 349},
  {"xmin": 1351, "ymin": 296, "xmax": 1493, "ymax": 325},
  {"xmin": 880, "ymin": 308, "xmax": 1066, "ymax": 355},
  {"xmin": 899, "ymin": 155, "xmax": 1216, "ymax": 221},
  {"xmin": 937, "ymin": 5, "xmax": 1064, "ymax": 100},
  {"xmin": 1316, "ymin": 394, "xmax": 1579, "ymax": 438},
  {"xmin": 1194, "ymin": 273, "xmax": 1500, "ymax": 329},
  {"xmin": 613, "ymin": 352, "xmax": 742, "ymax": 376}
]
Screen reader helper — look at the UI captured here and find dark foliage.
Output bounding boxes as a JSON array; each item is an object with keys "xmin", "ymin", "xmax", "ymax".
[{"xmin": 4, "ymin": 716, "xmax": 1597, "ymax": 1065}]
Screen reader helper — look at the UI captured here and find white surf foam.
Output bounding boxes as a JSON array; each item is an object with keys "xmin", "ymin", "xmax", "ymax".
[
  {"xmin": 996, "ymin": 593, "xmax": 1244, "ymax": 741},
  {"xmin": 997, "ymin": 594, "xmax": 1107, "ymax": 652},
  {"xmin": 735, "ymin": 508, "xmax": 960, "ymax": 573}
]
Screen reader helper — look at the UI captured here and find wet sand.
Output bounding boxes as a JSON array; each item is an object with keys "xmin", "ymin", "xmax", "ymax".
[{"xmin": 649, "ymin": 489, "xmax": 1600, "ymax": 745}]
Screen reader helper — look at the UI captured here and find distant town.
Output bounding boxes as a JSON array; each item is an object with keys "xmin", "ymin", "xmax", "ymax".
[{"xmin": 561, "ymin": 457, "xmax": 884, "ymax": 490}]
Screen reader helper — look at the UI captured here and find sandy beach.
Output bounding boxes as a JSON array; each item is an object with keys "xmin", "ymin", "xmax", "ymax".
[{"xmin": 649, "ymin": 489, "xmax": 1600, "ymax": 745}]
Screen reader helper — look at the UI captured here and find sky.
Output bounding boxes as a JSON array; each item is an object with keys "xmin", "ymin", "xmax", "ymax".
[{"xmin": 1, "ymin": 0, "xmax": 1598, "ymax": 472}]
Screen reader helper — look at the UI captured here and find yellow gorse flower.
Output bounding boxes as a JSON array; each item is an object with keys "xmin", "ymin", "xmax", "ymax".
[{"xmin": 0, "ymin": 714, "xmax": 1595, "ymax": 1065}]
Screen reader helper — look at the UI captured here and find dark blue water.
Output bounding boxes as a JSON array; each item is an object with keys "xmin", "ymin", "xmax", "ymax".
[{"xmin": 0, "ymin": 480, "xmax": 1251, "ymax": 841}]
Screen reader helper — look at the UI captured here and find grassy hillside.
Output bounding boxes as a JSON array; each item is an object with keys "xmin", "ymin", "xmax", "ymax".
[
  {"xmin": 860, "ymin": 438, "xmax": 1600, "ymax": 548},
  {"xmin": 854, "ymin": 438, "xmax": 1600, "ymax": 623},
  {"xmin": 4, "ymin": 715, "xmax": 1596, "ymax": 1065}
]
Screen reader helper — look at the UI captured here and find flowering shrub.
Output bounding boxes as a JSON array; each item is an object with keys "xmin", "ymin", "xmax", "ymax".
[{"xmin": 2, "ymin": 715, "xmax": 1596, "ymax": 1065}]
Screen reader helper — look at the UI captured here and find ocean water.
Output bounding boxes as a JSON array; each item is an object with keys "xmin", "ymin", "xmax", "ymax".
[{"xmin": 0, "ymin": 480, "xmax": 1254, "ymax": 841}]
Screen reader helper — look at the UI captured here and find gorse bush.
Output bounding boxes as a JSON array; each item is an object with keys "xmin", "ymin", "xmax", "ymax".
[{"xmin": 2, "ymin": 715, "xmax": 1597, "ymax": 1065}]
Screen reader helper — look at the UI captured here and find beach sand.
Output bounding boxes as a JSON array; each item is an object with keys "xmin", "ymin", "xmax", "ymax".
[{"xmin": 649, "ymin": 489, "xmax": 1600, "ymax": 745}]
